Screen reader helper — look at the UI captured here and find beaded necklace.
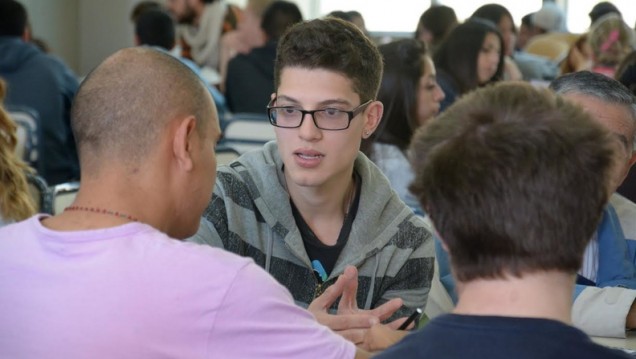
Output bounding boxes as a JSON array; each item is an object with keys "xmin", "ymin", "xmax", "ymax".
[{"xmin": 64, "ymin": 206, "xmax": 139, "ymax": 222}]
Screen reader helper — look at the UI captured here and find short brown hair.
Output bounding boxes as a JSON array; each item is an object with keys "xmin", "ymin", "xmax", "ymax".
[
  {"xmin": 409, "ymin": 82, "xmax": 616, "ymax": 282},
  {"xmin": 274, "ymin": 17, "xmax": 382, "ymax": 103}
]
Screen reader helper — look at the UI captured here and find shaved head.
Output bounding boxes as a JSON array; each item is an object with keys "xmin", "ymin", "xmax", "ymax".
[{"xmin": 71, "ymin": 47, "xmax": 215, "ymax": 173}]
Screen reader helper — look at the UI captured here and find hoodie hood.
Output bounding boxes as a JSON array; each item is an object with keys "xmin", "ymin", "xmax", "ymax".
[
  {"xmin": 0, "ymin": 37, "xmax": 41, "ymax": 72},
  {"xmin": 230, "ymin": 141, "xmax": 420, "ymax": 276}
]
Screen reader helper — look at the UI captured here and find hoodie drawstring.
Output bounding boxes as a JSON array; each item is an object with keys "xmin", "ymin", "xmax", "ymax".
[{"xmin": 364, "ymin": 255, "xmax": 380, "ymax": 309}]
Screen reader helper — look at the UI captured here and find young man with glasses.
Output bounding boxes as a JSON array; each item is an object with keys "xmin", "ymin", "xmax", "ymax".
[{"xmin": 190, "ymin": 18, "xmax": 435, "ymax": 346}]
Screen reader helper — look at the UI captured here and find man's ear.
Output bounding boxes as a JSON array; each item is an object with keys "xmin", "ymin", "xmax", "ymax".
[
  {"xmin": 172, "ymin": 116, "xmax": 197, "ymax": 172},
  {"xmin": 628, "ymin": 151, "xmax": 636, "ymax": 168},
  {"xmin": 362, "ymin": 101, "xmax": 384, "ymax": 139},
  {"xmin": 22, "ymin": 26, "xmax": 31, "ymax": 42}
]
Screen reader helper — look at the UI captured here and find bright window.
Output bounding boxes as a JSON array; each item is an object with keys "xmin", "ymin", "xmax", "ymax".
[
  {"xmin": 564, "ymin": 1, "xmax": 636, "ymax": 34},
  {"xmin": 437, "ymin": 0, "xmax": 542, "ymax": 28},
  {"xmin": 317, "ymin": 0, "xmax": 432, "ymax": 33}
]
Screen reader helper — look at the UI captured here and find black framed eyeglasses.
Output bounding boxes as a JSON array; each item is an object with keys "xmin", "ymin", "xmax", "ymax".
[{"xmin": 266, "ymin": 99, "xmax": 373, "ymax": 130}]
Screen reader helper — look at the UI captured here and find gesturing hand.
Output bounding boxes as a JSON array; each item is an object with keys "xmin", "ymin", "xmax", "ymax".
[{"xmin": 308, "ymin": 265, "xmax": 403, "ymax": 345}]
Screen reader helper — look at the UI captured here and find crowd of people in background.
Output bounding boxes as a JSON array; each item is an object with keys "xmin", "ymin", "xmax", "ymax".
[{"xmin": 3, "ymin": 0, "xmax": 636, "ymax": 357}]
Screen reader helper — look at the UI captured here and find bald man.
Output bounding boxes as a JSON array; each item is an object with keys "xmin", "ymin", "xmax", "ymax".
[{"xmin": 0, "ymin": 47, "xmax": 367, "ymax": 358}]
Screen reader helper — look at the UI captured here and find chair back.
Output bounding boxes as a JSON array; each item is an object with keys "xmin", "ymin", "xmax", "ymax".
[
  {"xmin": 51, "ymin": 181, "xmax": 80, "ymax": 215},
  {"xmin": 26, "ymin": 173, "xmax": 52, "ymax": 214},
  {"xmin": 216, "ymin": 145, "xmax": 241, "ymax": 166},
  {"xmin": 524, "ymin": 32, "xmax": 579, "ymax": 64},
  {"xmin": 220, "ymin": 113, "xmax": 275, "ymax": 154},
  {"xmin": 8, "ymin": 107, "xmax": 39, "ymax": 166}
]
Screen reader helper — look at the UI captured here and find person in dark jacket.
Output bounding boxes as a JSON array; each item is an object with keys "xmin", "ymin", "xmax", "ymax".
[
  {"xmin": 0, "ymin": 0, "xmax": 79, "ymax": 185},
  {"xmin": 224, "ymin": 0, "xmax": 302, "ymax": 114}
]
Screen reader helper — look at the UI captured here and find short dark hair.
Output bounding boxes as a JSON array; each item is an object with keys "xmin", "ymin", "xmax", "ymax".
[
  {"xmin": 414, "ymin": 5, "xmax": 458, "ymax": 47},
  {"xmin": 361, "ymin": 39, "xmax": 429, "ymax": 155},
  {"xmin": 434, "ymin": 18, "xmax": 505, "ymax": 95},
  {"xmin": 130, "ymin": 0, "xmax": 162, "ymax": 23},
  {"xmin": 260, "ymin": 1, "xmax": 302, "ymax": 41},
  {"xmin": 589, "ymin": 1, "xmax": 621, "ymax": 24},
  {"xmin": 409, "ymin": 82, "xmax": 616, "ymax": 282},
  {"xmin": 135, "ymin": 9, "xmax": 176, "ymax": 50},
  {"xmin": 71, "ymin": 48, "xmax": 212, "ymax": 171},
  {"xmin": 326, "ymin": 10, "xmax": 352, "ymax": 22},
  {"xmin": 274, "ymin": 18, "xmax": 382, "ymax": 103},
  {"xmin": 0, "ymin": 0, "xmax": 28, "ymax": 37}
]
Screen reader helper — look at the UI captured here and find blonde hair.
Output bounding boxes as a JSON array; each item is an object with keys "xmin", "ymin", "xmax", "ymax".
[
  {"xmin": 589, "ymin": 13, "xmax": 636, "ymax": 67},
  {"xmin": 0, "ymin": 79, "xmax": 36, "ymax": 221}
]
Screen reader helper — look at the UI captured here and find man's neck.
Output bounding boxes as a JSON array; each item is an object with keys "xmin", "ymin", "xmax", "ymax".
[
  {"xmin": 286, "ymin": 171, "xmax": 356, "ymax": 245},
  {"xmin": 453, "ymin": 271, "xmax": 575, "ymax": 324},
  {"xmin": 40, "ymin": 167, "xmax": 172, "ymax": 236}
]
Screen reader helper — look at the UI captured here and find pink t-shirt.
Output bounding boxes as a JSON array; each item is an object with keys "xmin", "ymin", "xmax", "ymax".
[{"xmin": 0, "ymin": 215, "xmax": 355, "ymax": 358}]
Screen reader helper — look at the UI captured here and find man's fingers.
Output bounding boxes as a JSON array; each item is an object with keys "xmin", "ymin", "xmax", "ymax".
[
  {"xmin": 337, "ymin": 266, "xmax": 360, "ymax": 314},
  {"xmin": 335, "ymin": 328, "xmax": 368, "ymax": 345},
  {"xmin": 308, "ymin": 274, "xmax": 348, "ymax": 311},
  {"xmin": 368, "ymin": 298, "xmax": 404, "ymax": 321},
  {"xmin": 318, "ymin": 312, "xmax": 378, "ymax": 331}
]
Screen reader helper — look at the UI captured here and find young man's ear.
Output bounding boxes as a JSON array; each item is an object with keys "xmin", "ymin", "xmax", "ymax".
[
  {"xmin": 172, "ymin": 116, "xmax": 197, "ymax": 171},
  {"xmin": 362, "ymin": 101, "xmax": 383, "ymax": 139}
]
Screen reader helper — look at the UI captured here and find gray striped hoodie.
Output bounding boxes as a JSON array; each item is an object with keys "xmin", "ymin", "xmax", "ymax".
[{"xmin": 190, "ymin": 141, "xmax": 435, "ymax": 319}]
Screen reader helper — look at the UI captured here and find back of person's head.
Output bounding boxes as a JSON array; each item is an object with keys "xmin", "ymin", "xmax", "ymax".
[
  {"xmin": 0, "ymin": 0, "xmax": 27, "ymax": 37},
  {"xmin": 589, "ymin": 2, "xmax": 621, "ymax": 25},
  {"xmin": 550, "ymin": 70, "xmax": 636, "ymax": 122},
  {"xmin": 130, "ymin": 0, "xmax": 162, "ymax": 23},
  {"xmin": 0, "ymin": 79, "xmax": 36, "ymax": 222},
  {"xmin": 362, "ymin": 39, "xmax": 429, "ymax": 155},
  {"xmin": 532, "ymin": 2, "xmax": 567, "ymax": 33},
  {"xmin": 135, "ymin": 9, "xmax": 176, "ymax": 50},
  {"xmin": 434, "ymin": 18, "xmax": 504, "ymax": 94},
  {"xmin": 345, "ymin": 10, "xmax": 365, "ymax": 32},
  {"xmin": 260, "ymin": 1, "xmax": 302, "ymax": 41},
  {"xmin": 409, "ymin": 82, "xmax": 616, "ymax": 282},
  {"xmin": 414, "ymin": 5, "xmax": 458, "ymax": 49},
  {"xmin": 588, "ymin": 13, "xmax": 636, "ymax": 68},
  {"xmin": 326, "ymin": 10, "xmax": 352, "ymax": 22},
  {"xmin": 275, "ymin": 18, "xmax": 382, "ymax": 103},
  {"xmin": 71, "ymin": 47, "xmax": 214, "ymax": 174}
]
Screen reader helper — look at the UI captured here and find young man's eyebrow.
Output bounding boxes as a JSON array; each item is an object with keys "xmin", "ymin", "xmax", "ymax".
[{"xmin": 275, "ymin": 95, "xmax": 352, "ymax": 107}]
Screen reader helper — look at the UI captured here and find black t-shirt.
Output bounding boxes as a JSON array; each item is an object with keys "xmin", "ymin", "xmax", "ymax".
[{"xmin": 291, "ymin": 172, "xmax": 361, "ymax": 282}]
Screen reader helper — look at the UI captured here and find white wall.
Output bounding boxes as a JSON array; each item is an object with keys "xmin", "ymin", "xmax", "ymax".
[
  {"xmin": 78, "ymin": 0, "xmax": 138, "ymax": 75},
  {"xmin": 19, "ymin": 0, "xmax": 320, "ymax": 76},
  {"xmin": 21, "ymin": 0, "xmax": 80, "ymax": 73}
]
